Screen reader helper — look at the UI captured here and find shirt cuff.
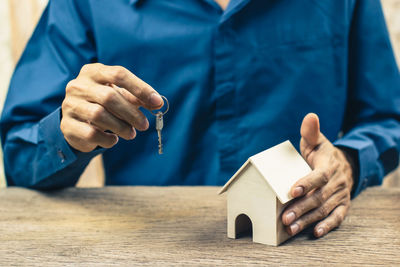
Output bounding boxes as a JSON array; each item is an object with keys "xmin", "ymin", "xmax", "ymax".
[
  {"xmin": 334, "ymin": 137, "xmax": 383, "ymax": 198},
  {"xmin": 38, "ymin": 107, "xmax": 105, "ymax": 179}
]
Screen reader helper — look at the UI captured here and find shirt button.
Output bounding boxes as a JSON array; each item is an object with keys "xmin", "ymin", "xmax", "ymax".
[{"xmin": 57, "ymin": 149, "xmax": 66, "ymax": 163}]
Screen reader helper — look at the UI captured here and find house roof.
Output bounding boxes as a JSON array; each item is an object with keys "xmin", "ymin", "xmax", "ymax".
[{"xmin": 218, "ymin": 140, "xmax": 311, "ymax": 204}]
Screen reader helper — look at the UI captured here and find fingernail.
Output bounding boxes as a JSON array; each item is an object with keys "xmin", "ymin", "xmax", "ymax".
[
  {"xmin": 130, "ymin": 127, "xmax": 136, "ymax": 139},
  {"xmin": 317, "ymin": 227, "xmax": 324, "ymax": 237},
  {"xmin": 290, "ymin": 223, "xmax": 299, "ymax": 235},
  {"xmin": 150, "ymin": 93, "xmax": 163, "ymax": 106},
  {"xmin": 285, "ymin": 212, "xmax": 296, "ymax": 224},
  {"xmin": 293, "ymin": 186, "xmax": 304, "ymax": 197}
]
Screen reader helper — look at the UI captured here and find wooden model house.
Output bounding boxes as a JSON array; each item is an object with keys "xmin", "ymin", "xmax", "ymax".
[{"xmin": 219, "ymin": 140, "xmax": 311, "ymax": 246}]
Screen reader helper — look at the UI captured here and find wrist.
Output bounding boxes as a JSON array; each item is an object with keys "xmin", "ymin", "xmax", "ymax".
[{"xmin": 337, "ymin": 146, "xmax": 359, "ymax": 194}]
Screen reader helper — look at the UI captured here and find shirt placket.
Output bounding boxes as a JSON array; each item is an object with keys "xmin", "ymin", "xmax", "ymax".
[{"xmin": 213, "ymin": 0, "xmax": 251, "ymax": 184}]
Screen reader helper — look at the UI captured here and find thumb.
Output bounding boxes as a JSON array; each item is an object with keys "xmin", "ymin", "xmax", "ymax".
[{"xmin": 300, "ymin": 113, "xmax": 321, "ymax": 148}]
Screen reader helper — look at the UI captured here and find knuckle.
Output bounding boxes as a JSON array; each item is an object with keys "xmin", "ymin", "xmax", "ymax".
[
  {"xmin": 92, "ymin": 62, "xmax": 103, "ymax": 68},
  {"xmin": 80, "ymin": 64, "xmax": 93, "ymax": 74},
  {"xmin": 109, "ymin": 66, "xmax": 127, "ymax": 84},
  {"xmin": 138, "ymin": 84, "xmax": 151, "ymax": 98},
  {"xmin": 344, "ymin": 176, "xmax": 353, "ymax": 189},
  {"xmin": 135, "ymin": 88, "xmax": 146, "ymax": 101},
  {"xmin": 338, "ymin": 180, "xmax": 347, "ymax": 191},
  {"xmin": 333, "ymin": 161, "xmax": 340, "ymax": 171},
  {"xmin": 301, "ymin": 178, "xmax": 312, "ymax": 191},
  {"xmin": 60, "ymin": 119, "xmax": 68, "ymax": 135},
  {"xmin": 341, "ymin": 193, "xmax": 351, "ymax": 206},
  {"xmin": 84, "ymin": 127, "xmax": 98, "ymax": 141},
  {"xmin": 338, "ymin": 188, "xmax": 348, "ymax": 199},
  {"xmin": 65, "ymin": 79, "xmax": 78, "ymax": 93},
  {"xmin": 80, "ymin": 63, "xmax": 103, "ymax": 78},
  {"xmin": 313, "ymin": 189, "xmax": 324, "ymax": 206},
  {"xmin": 318, "ymin": 205, "xmax": 329, "ymax": 218},
  {"xmin": 61, "ymin": 99, "xmax": 80, "ymax": 117},
  {"xmin": 293, "ymin": 202, "xmax": 306, "ymax": 216},
  {"xmin": 319, "ymin": 189, "xmax": 329, "ymax": 203},
  {"xmin": 61, "ymin": 99, "xmax": 70, "ymax": 112},
  {"xmin": 335, "ymin": 213, "xmax": 345, "ymax": 224},
  {"xmin": 320, "ymin": 169, "xmax": 330, "ymax": 184},
  {"xmin": 101, "ymin": 89, "xmax": 117, "ymax": 106},
  {"xmin": 90, "ymin": 105, "xmax": 105, "ymax": 122}
]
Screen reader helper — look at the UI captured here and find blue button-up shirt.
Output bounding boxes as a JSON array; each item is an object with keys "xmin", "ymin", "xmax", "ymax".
[{"xmin": 1, "ymin": 0, "xmax": 399, "ymax": 197}]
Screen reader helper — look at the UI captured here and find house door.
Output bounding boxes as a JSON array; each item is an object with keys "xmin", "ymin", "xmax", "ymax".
[{"xmin": 235, "ymin": 214, "xmax": 253, "ymax": 239}]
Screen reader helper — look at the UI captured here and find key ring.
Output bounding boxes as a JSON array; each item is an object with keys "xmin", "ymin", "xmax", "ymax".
[{"xmin": 150, "ymin": 95, "xmax": 169, "ymax": 116}]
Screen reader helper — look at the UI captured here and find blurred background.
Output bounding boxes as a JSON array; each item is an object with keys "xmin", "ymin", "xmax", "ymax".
[{"xmin": 0, "ymin": 0, "xmax": 399, "ymax": 188}]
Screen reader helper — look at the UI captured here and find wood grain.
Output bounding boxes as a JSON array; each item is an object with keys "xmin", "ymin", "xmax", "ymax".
[{"xmin": 0, "ymin": 186, "xmax": 399, "ymax": 266}]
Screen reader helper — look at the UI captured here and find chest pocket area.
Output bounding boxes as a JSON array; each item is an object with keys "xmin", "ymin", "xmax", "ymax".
[
  {"xmin": 229, "ymin": 0, "xmax": 347, "ymax": 141},
  {"xmin": 229, "ymin": 0, "xmax": 344, "ymax": 49}
]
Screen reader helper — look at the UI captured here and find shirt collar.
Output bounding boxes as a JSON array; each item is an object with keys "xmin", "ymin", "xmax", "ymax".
[
  {"xmin": 222, "ymin": 0, "xmax": 251, "ymax": 23},
  {"xmin": 129, "ymin": 0, "xmax": 141, "ymax": 5},
  {"xmin": 129, "ymin": 0, "xmax": 252, "ymax": 23}
]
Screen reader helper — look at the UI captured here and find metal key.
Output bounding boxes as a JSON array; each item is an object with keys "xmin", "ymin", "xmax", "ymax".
[
  {"xmin": 150, "ymin": 95, "xmax": 169, "ymax": 155},
  {"xmin": 155, "ymin": 111, "xmax": 164, "ymax": 154}
]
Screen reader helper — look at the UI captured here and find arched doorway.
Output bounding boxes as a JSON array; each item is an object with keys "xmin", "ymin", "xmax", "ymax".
[{"xmin": 235, "ymin": 214, "xmax": 253, "ymax": 239}]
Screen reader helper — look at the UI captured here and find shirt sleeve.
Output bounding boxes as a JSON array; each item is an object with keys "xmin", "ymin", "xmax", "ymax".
[
  {"xmin": 333, "ymin": 0, "xmax": 400, "ymax": 197},
  {"xmin": 0, "ymin": 0, "xmax": 102, "ymax": 189}
]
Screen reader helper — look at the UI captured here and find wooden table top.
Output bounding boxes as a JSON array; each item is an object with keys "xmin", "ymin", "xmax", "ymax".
[{"xmin": 0, "ymin": 186, "xmax": 399, "ymax": 266}]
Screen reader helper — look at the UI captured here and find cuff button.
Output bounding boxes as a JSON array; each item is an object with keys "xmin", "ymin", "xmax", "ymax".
[{"xmin": 57, "ymin": 149, "xmax": 66, "ymax": 163}]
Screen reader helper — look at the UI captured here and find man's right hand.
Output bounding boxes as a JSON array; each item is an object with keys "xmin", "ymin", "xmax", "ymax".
[{"xmin": 60, "ymin": 63, "xmax": 164, "ymax": 152}]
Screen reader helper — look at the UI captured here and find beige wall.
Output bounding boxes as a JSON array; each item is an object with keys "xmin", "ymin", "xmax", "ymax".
[
  {"xmin": 381, "ymin": 0, "xmax": 400, "ymax": 187},
  {"xmin": 0, "ymin": 0, "xmax": 399, "ymax": 188},
  {"xmin": 382, "ymin": 0, "xmax": 400, "ymax": 64}
]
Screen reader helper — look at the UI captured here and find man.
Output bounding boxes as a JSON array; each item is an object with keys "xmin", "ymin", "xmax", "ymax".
[{"xmin": 1, "ymin": 0, "xmax": 399, "ymax": 239}]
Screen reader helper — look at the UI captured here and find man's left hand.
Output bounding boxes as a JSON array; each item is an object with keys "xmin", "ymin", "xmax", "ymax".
[{"xmin": 282, "ymin": 113, "xmax": 355, "ymax": 238}]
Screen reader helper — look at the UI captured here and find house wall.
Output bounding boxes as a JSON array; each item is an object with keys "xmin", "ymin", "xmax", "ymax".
[
  {"xmin": 227, "ymin": 164, "xmax": 278, "ymax": 245},
  {"xmin": 276, "ymin": 199, "xmax": 291, "ymax": 244}
]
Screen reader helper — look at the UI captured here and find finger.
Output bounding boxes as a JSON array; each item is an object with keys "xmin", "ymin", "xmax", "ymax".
[
  {"xmin": 86, "ymin": 83, "xmax": 149, "ymax": 131},
  {"xmin": 285, "ymin": 189, "xmax": 347, "ymax": 236},
  {"xmin": 282, "ymin": 190, "xmax": 319, "ymax": 226},
  {"xmin": 61, "ymin": 119, "xmax": 119, "ymax": 152},
  {"xmin": 300, "ymin": 113, "xmax": 332, "ymax": 167},
  {"xmin": 84, "ymin": 63, "xmax": 163, "ymax": 108},
  {"xmin": 283, "ymin": 177, "xmax": 340, "ymax": 225},
  {"xmin": 300, "ymin": 113, "xmax": 321, "ymax": 149},
  {"xmin": 314, "ymin": 204, "xmax": 349, "ymax": 238},
  {"xmin": 110, "ymin": 84, "xmax": 145, "ymax": 107},
  {"xmin": 66, "ymin": 99, "xmax": 136, "ymax": 140},
  {"xmin": 291, "ymin": 167, "xmax": 335, "ymax": 198}
]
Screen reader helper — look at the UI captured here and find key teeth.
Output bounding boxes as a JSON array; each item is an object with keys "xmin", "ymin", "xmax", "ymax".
[
  {"xmin": 158, "ymin": 144, "xmax": 163, "ymax": 154},
  {"xmin": 158, "ymin": 138, "xmax": 163, "ymax": 154},
  {"xmin": 158, "ymin": 136, "xmax": 162, "ymax": 154}
]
